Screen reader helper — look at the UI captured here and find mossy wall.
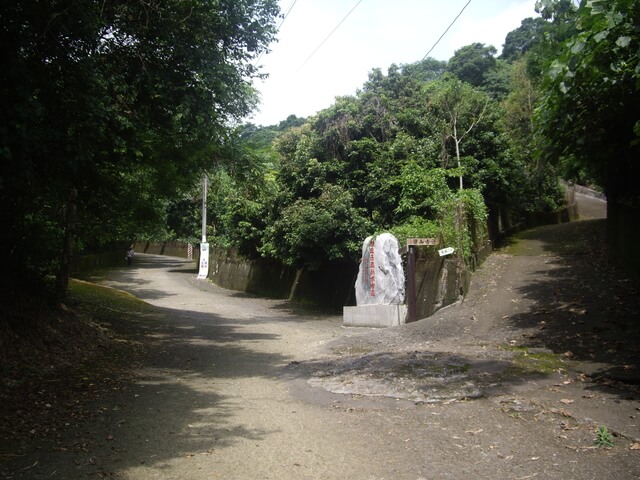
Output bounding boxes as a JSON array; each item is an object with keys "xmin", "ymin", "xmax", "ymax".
[{"xmin": 209, "ymin": 247, "xmax": 297, "ymax": 299}]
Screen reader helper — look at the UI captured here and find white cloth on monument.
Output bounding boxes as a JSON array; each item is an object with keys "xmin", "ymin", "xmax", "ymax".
[{"xmin": 354, "ymin": 233, "xmax": 405, "ymax": 306}]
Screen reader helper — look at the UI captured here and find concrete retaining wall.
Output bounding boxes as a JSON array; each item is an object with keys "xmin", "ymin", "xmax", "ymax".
[
  {"xmin": 70, "ymin": 195, "xmax": 584, "ymax": 317},
  {"xmin": 134, "ymin": 240, "xmax": 193, "ymax": 259},
  {"xmin": 209, "ymin": 247, "xmax": 297, "ymax": 299},
  {"xmin": 208, "ymin": 246, "xmax": 357, "ymax": 311},
  {"xmin": 207, "ymin": 245, "xmax": 476, "ymax": 318}
]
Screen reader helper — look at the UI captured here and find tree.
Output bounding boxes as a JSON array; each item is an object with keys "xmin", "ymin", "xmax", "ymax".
[
  {"xmin": 206, "ymin": 125, "xmax": 279, "ymax": 258},
  {"xmin": 446, "ymin": 43, "xmax": 498, "ymax": 87},
  {"xmin": 500, "ymin": 17, "xmax": 548, "ymax": 62},
  {"xmin": 425, "ymin": 76, "xmax": 490, "ymax": 190},
  {"xmin": 535, "ymin": 0, "xmax": 640, "ymax": 274},
  {"xmin": 261, "ymin": 184, "xmax": 371, "ymax": 270},
  {"xmin": 481, "ymin": 60, "xmax": 513, "ymax": 100},
  {"xmin": 525, "ymin": 0, "xmax": 580, "ymax": 81},
  {"xmin": 394, "ymin": 164, "xmax": 452, "ymax": 221},
  {"xmin": 536, "ymin": 0, "xmax": 639, "ymax": 184},
  {"xmin": 491, "ymin": 57, "xmax": 562, "ymax": 219},
  {"xmin": 225, "ymin": 44, "xmax": 574, "ymax": 275},
  {"xmin": 0, "ymin": 0, "xmax": 280, "ymax": 298}
]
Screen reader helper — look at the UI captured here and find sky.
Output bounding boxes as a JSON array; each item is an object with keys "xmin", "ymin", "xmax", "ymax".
[{"xmin": 246, "ymin": 0, "xmax": 541, "ymax": 126}]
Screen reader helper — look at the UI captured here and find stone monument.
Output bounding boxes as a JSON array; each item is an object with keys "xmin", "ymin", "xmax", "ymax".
[
  {"xmin": 355, "ymin": 233, "xmax": 405, "ymax": 305},
  {"xmin": 344, "ymin": 233, "xmax": 408, "ymax": 327}
]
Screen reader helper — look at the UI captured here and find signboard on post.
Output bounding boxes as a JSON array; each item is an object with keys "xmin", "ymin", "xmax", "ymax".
[
  {"xmin": 197, "ymin": 242, "xmax": 209, "ymax": 279},
  {"xmin": 406, "ymin": 237, "xmax": 438, "ymax": 246},
  {"xmin": 400, "ymin": 238, "xmax": 439, "ymax": 256},
  {"xmin": 197, "ymin": 174, "xmax": 209, "ymax": 280}
]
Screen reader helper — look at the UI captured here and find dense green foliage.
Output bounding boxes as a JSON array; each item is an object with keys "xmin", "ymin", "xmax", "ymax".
[
  {"xmin": 6, "ymin": 0, "xmax": 637, "ymax": 294},
  {"xmin": 214, "ymin": 0, "xmax": 636, "ymax": 274},
  {"xmin": 202, "ymin": 1, "xmax": 638, "ymax": 273},
  {"xmin": 535, "ymin": 0, "xmax": 640, "ymax": 203},
  {"xmin": 531, "ymin": 0, "xmax": 640, "ymax": 277},
  {"xmin": 447, "ymin": 43, "xmax": 497, "ymax": 87},
  {"xmin": 200, "ymin": 47, "xmax": 566, "ymax": 270},
  {"xmin": 0, "ymin": 0, "xmax": 279, "ymax": 295}
]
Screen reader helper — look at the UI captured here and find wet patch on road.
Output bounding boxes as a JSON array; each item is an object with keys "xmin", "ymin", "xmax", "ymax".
[{"xmin": 285, "ymin": 350, "xmax": 525, "ymax": 404}]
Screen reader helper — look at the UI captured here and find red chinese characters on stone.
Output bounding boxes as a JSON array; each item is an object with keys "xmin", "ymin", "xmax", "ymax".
[{"xmin": 369, "ymin": 240, "xmax": 375, "ymax": 296}]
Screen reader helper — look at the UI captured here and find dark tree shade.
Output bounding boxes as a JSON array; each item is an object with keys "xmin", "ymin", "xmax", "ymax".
[
  {"xmin": 535, "ymin": 0, "xmax": 640, "ymax": 276},
  {"xmin": 0, "ymin": 0, "xmax": 279, "ymax": 295}
]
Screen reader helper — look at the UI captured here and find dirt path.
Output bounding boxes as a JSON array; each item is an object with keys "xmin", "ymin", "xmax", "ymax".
[{"xmin": 5, "ymin": 213, "xmax": 640, "ymax": 478}]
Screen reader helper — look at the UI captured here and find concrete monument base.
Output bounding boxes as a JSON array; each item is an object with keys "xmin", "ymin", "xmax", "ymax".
[{"xmin": 343, "ymin": 304, "xmax": 407, "ymax": 328}]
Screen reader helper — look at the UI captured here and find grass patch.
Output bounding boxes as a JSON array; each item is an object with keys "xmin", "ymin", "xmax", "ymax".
[
  {"xmin": 69, "ymin": 279, "xmax": 153, "ymax": 316},
  {"xmin": 499, "ymin": 345, "xmax": 566, "ymax": 376},
  {"xmin": 67, "ymin": 279, "xmax": 162, "ymax": 336}
]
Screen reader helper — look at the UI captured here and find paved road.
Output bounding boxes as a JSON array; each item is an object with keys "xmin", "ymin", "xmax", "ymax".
[
  {"xmin": 83, "ymin": 258, "xmax": 369, "ymax": 480},
  {"xmin": 575, "ymin": 191, "xmax": 607, "ymax": 220},
  {"xmin": 8, "ymin": 189, "xmax": 639, "ymax": 480}
]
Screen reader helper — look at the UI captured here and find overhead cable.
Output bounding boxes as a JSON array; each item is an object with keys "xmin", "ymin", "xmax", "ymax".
[
  {"xmin": 421, "ymin": 0, "xmax": 472, "ymax": 62},
  {"xmin": 279, "ymin": 0, "xmax": 299, "ymax": 30},
  {"xmin": 254, "ymin": 0, "xmax": 299, "ymax": 67},
  {"xmin": 297, "ymin": 0, "xmax": 364, "ymax": 72}
]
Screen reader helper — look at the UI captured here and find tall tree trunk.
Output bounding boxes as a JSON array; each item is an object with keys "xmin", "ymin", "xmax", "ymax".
[{"xmin": 55, "ymin": 188, "xmax": 78, "ymax": 301}]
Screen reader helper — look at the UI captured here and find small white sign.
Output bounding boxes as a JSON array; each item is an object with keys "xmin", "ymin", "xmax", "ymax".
[
  {"xmin": 197, "ymin": 242, "xmax": 210, "ymax": 279},
  {"xmin": 438, "ymin": 247, "xmax": 455, "ymax": 257}
]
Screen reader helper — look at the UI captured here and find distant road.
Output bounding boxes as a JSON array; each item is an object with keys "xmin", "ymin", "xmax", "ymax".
[{"xmin": 575, "ymin": 191, "xmax": 607, "ymax": 219}]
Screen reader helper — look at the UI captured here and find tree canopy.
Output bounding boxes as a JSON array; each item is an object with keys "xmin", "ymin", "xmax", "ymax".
[
  {"xmin": 0, "ymin": 0, "xmax": 280, "ymax": 295},
  {"xmin": 446, "ymin": 43, "xmax": 498, "ymax": 87},
  {"xmin": 533, "ymin": 0, "xmax": 640, "ymax": 275},
  {"xmin": 535, "ymin": 0, "xmax": 640, "ymax": 202},
  {"xmin": 500, "ymin": 17, "xmax": 548, "ymax": 62},
  {"xmin": 203, "ymin": 50, "xmax": 567, "ymax": 271},
  {"xmin": 6, "ymin": 0, "xmax": 639, "ymax": 296}
]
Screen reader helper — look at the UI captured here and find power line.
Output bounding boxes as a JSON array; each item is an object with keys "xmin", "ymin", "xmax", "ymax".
[
  {"xmin": 421, "ymin": 0, "xmax": 471, "ymax": 62},
  {"xmin": 279, "ymin": 0, "xmax": 299, "ymax": 30},
  {"xmin": 254, "ymin": 0, "xmax": 299, "ymax": 67},
  {"xmin": 297, "ymin": 0, "xmax": 364, "ymax": 72}
]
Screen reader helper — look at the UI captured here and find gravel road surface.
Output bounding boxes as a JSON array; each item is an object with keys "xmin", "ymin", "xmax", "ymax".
[{"xmin": 5, "ymin": 195, "xmax": 640, "ymax": 479}]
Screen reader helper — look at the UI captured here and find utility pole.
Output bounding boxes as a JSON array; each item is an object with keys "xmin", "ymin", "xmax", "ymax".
[
  {"xmin": 197, "ymin": 174, "xmax": 210, "ymax": 279},
  {"xmin": 201, "ymin": 173, "xmax": 208, "ymax": 243}
]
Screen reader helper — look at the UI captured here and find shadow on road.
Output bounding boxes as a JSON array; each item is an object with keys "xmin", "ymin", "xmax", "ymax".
[
  {"xmin": 493, "ymin": 220, "xmax": 640, "ymax": 395},
  {"xmin": 4, "ymin": 292, "xmax": 294, "ymax": 479}
]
